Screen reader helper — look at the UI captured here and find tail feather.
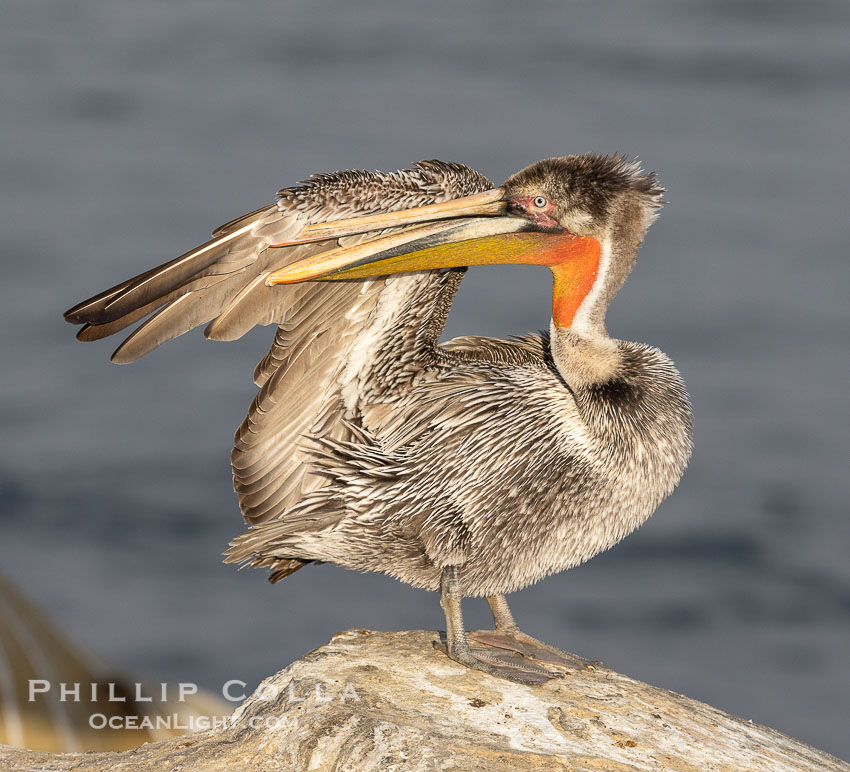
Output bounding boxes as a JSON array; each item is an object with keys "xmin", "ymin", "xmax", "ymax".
[{"xmin": 269, "ymin": 560, "xmax": 311, "ymax": 584}]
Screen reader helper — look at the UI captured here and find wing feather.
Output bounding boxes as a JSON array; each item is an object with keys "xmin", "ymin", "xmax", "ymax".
[{"xmin": 65, "ymin": 160, "xmax": 493, "ymax": 528}]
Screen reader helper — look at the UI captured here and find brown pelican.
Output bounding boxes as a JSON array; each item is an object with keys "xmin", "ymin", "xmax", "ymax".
[{"xmin": 65, "ymin": 155, "xmax": 693, "ymax": 684}]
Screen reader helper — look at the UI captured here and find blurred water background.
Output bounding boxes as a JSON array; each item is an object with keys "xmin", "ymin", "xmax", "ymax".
[{"xmin": 2, "ymin": 0, "xmax": 849, "ymax": 759}]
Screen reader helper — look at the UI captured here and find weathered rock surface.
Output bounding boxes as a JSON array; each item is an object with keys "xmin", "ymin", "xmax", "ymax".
[{"xmin": 1, "ymin": 629, "xmax": 847, "ymax": 771}]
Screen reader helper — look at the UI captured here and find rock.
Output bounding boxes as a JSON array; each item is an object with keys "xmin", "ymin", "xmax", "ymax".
[{"xmin": 0, "ymin": 629, "xmax": 847, "ymax": 771}]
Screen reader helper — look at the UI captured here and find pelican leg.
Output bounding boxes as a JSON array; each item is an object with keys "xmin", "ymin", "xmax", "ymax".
[
  {"xmin": 465, "ymin": 594, "xmax": 603, "ymax": 672},
  {"xmin": 438, "ymin": 567, "xmax": 557, "ymax": 686},
  {"xmin": 486, "ymin": 594, "xmax": 519, "ymax": 632}
]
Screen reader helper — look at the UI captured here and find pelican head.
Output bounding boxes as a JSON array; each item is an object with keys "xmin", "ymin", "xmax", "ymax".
[{"xmin": 267, "ymin": 154, "xmax": 663, "ymax": 332}]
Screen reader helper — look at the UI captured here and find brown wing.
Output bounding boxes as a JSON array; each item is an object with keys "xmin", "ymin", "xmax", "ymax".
[{"xmin": 65, "ymin": 161, "xmax": 493, "ymax": 528}]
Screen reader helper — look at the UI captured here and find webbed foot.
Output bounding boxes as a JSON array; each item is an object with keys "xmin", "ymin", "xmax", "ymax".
[
  {"xmin": 467, "ymin": 629, "xmax": 602, "ymax": 671},
  {"xmin": 434, "ymin": 636, "xmax": 559, "ymax": 685}
]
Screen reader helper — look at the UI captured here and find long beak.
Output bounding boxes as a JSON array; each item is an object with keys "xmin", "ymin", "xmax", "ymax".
[
  {"xmin": 266, "ymin": 216, "xmax": 540, "ymax": 284},
  {"xmin": 265, "ymin": 186, "xmax": 558, "ymax": 284},
  {"xmin": 265, "ymin": 187, "xmax": 602, "ymax": 328}
]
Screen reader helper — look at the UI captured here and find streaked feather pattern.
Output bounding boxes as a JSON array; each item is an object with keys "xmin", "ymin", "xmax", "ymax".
[
  {"xmin": 66, "ymin": 154, "xmax": 691, "ymax": 597},
  {"xmin": 65, "ymin": 161, "xmax": 493, "ymax": 559}
]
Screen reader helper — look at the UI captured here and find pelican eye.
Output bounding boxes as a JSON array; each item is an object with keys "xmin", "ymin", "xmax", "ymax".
[{"xmin": 533, "ymin": 196, "xmax": 548, "ymax": 209}]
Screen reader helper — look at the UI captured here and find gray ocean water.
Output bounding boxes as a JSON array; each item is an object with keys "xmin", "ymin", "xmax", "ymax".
[{"xmin": 2, "ymin": 0, "xmax": 849, "ymax": 760}]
